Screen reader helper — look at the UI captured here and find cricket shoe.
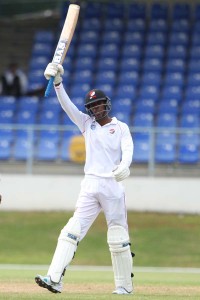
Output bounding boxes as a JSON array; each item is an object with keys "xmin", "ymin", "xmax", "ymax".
[
  {"xmin": 112, "ymin": 287, "xmax": 133, "ymax": 295},
  {"xmin": 35, "ymin": 274, "xmax": 62, "ymax": 293}
]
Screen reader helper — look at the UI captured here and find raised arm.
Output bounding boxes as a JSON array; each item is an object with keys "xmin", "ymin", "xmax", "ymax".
[{"xmin": 44, "ymin": 63, "xmax": 88, "ymax": 132}]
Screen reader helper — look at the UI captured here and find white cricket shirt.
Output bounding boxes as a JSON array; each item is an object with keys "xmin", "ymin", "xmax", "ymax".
[{"xmin": 55, "ymin": 84, "xmax": 134, "ymax": 178}]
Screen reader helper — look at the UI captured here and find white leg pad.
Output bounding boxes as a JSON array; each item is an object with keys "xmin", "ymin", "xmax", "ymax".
[
  {"xmin": 107, "ymin": 226, "xmax": 133, "ymax": 293},
  {"xmin": 47, "ymin": 217, "xmax": 81, "ymax": 283}
]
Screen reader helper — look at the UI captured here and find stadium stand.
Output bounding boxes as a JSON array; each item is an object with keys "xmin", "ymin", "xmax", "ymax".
[{"xmin": 0, "ymin": 0, "xmax": 200, "ymax": 169}]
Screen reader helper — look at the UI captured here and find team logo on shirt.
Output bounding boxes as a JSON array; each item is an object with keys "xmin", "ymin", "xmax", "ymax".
[
  {"xmin": 91, "ymin": 122, "xmax": 96, "ymax": 130},
  {"xmin": 109, "ymin": 128, "xmax": 115, "ymax": 134}
]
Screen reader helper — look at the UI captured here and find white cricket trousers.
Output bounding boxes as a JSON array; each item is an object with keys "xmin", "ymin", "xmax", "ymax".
[{"xmin": 73, "ymin": 176, "xmax": 129, "ymax": 241}]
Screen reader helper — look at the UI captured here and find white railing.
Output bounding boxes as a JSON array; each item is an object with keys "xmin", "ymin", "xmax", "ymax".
[{"xmin": 1, "ymin": 123, "xmax": 200, "ymax": 176}]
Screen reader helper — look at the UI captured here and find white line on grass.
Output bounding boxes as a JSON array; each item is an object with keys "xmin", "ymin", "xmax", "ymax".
[{"xmin": 0, "ymin": 264, "xmax": 200, "ymax": 274}]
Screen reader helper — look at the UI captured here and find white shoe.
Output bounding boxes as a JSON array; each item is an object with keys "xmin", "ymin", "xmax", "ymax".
[
  {"xmin": 35, "ymin": 274, "xmax": 62, "ymax": 293},
  {"xmin": 112, "ymin": 287, "xmax": 133, "ymax": 295}
]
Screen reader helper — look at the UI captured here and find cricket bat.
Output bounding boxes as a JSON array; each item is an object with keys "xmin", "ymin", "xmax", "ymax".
[{"xmin": 45, "ymin": 4, "xmax": 80, "ymax": 97}]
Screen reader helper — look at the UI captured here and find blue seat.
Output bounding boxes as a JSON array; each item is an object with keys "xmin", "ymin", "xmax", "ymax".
[
  {"xmin": 34, "ymin": 30, "xmax": 54, "ymax": 43},
  {"xmin": 16, "ymin": 110, "xmax": 37, "ymax": 124},
  {"xmin": 139, "ymin": 85, "xmax": 160, "ymax": 101},
  {"xmin": 189, "ymin": 46, "xmax": 200, "ymax": 59},
  {"xmin": 187, "ymin": 72, "xmax": 200, "ymax": 86},
  {"xmin": 188, "ymin": 59, "xmax": 200, "ymax": 73},
  {"xmin": 141, "ymin": 72, "xmax": 162, "ymax": 86},
  {"xmin": 97, "ymin": 58, "xmax": 117, "ymax": 72},
  {"xmin": 185, "ymin": 86, "xmax": 200, "ymax": 100},
  {"xmin": 62, "ymin": 122, "xmax": 80, "ymax": 138},
  {"xmin": 15, "ymin": 128, "xmax": 36, "ymax": 140},
  {"xmin": 28, "ymin": 82, "xmax": 44, "ymax": 93},
  {"xmin": 172, "ymin": 3, "xmax": 191, "ymax": 20},
  {"xmin": 123, "ymin": 32, "xmax": 144, "ymax": 46},
  {"xmin": 95, "ymin": 84, "xmax": 114, "ymax": 98},
  {"xmin": 113, "ymin": 112, "xmax": 131, "ymax": 124},
  {"xmin": 169, "ymin": 32, "xmax": 189, "ymax": 46},
  {"xmin": 120, "ymin": 58, "xmax": 140, "ymax": 72},
  {"xmin": 121, "ymin": 45, "xmax": 142, "ymax": 59},
  {"xmin": 165, "ymin": 59, "xmax": 185, "ymax": 73},
  {"xmin": 76, "ymin": 44, "xmax": 97, "ymax": 58},
  {"xmin": 73, "ymin": 70, "xmax": 93, "ymax": 85},
  {"xmin": 149, "ymin": 19, "xmax": 168, "ymax": 32},
  {"xmin": 155, "ymin": 143, "xmax": 176, "ymax": 163},
  {"xmin": 156, "ymin": 131, "xmax": 177, "ymax": 145},
  {"xmin": 99, "ymin": 43, "xmax": 120, "ymax": 59},
  {"xmin": 28, "ymin": 69, "xmax": 46, "ymax": 86},
  {"xmin": 128, "ymin": 3, "xmax": 146, "ymax": 19},
  {"xmin": 0, "ymin": 139, "xmax": 11, "ymax": 160},
  {"xmin": 178, "ymin": 144, "xmax": 199, "ymax": 164},
  {"xmin": 62, "ymin": 57, "xmax": 73, "ymax": 71},
  {"xmin": 171, "ymin": 19, "xmax": 190, "ymax": 33},
  {"xmin": 0, "ymin": 96, "xmax": 16, "ymax": 110},
  {"xmin": 126, "ymin": 19, "xmax": 146, "ymax": 33},
  {"xmin": 0, "ymin": 129, "xmax": 14, "ymax": 142},
  {"xmin": 0, "ymin": 110, "xmax": 14, "ymax": 124},
  {"xmin": 133, "ymin": 140, "xmax": 150, "ymax": 163},
  {"xmin": 181, "ymin": 100, "xmax": 200, "ymax": 114},
  {"xmin": 151, "ymin": 3, "xmax": 169, "ymax": 20},
  {"xmin": 164, "ymin": 72, "xmax": 184, "ymax": 87},
  {"xmin": 39, "ymin": 110, "xmax": 60, "ymax": 125},
  {"xmin": 36, "ymin": 138, "xmax": 58, "ymax": 161},
  {"xmin": 158, "ymin": 99, "xmax": 179, "ymax": 114},
  {"xmin": 156, "ymin": 113, "xmax": 177, "ymax": 128},
  {"xmin": 101, "ymin": 31, "xmax": 121, "ymax": 45},
  {"xmin": 143, "ymin": 58, "xmax": 163, "ymax": 72},
  {"xmin": 79, "ymin": 30, "xmax": 99, "ymax": 44},
  {"xmin": 161, "ymin": 86, "xmax": 182, "ymax": 102},
  {"xmin": 179, "ymin": 132, "xmax": 200, "ymax": 146},
  {"xmin": 41, "ymin": 97, "xmax": 62, "ymax": 113},
  {"xmin": 133, "ymin": 112, "xmax": 154, "ymax": 127},
  {"xmin": 81, "ymin": 18, "xmax": 101, "ymax": 31},
  {"xmin": 191, "ymin": 32, "xmax": 200, "ymax": 46},
  {"xmin": 167, "ymin": 45, "xmax": 187, "ymax": 59},
  {"xmin": 112, "ymin": 98, "xmax": 132, "ymax": 113},
  {"xmin": 195, "ymin": 4, "xmax": 200, "ymax": 20},
  {"xmin": 18, "ymin": 96, "xmax": 39, "ymax": 113},
  {"xmin": 105, "ymin": 2, "xmax": 125, "ymax": 18},
  {"xmin": 60, "ymin": 137, "xmax": 71, "ymax": 161},
  {"xmin": 70, "ymin": 83, "xmax": 91, "ymax": 98},
  {"xmin": 29, "ymin": 56, "xmax": 49, "ymax": 71},
  {"xmin": 39, "ymin": 129, "xmax": 60, "ymax": 142},
  {"xmin": 180, "ymin": 114, "xmax": 200, "ymax": 128},
  {"xmin": 13, "ymin": 138, "xmax": 33, "ymax": 160},
  {"xmin": 146, "ymin": 32, "xmax": 167, "ymax": 46},
  {"xmin": 103, "ymin": 18, "xmax": 124, "ymax": 32},
  {"xmin": 31, "ymin": 43, "xmax": 52, "ymax": 57},
  {"xmin": 95, "ymin": 71, "xmax": 116, "ymax": 86},
  {"xmin": 144, "ymin": 45, "xmax": 164, "ymax": 59},
  {"xmin": 83, "ymin": 2, "xmax": 103, "ymax": 18},
  {"xmin": 115, "ymin": 84, "xmax": 136, "ymax": 99},
  {"xmin": 74, "ymin": 57, "xmax": 95, "ymax": 72},
  {"xmin": 118, "ymin": 71, "xmax": 139, "ymax": 86},
  {"xmin": 135, "ymin": 98, "xmax": 155, "ymax": 114}
]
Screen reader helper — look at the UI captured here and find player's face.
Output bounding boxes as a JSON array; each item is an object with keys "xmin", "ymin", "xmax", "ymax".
[{"xmin": 89, "ymin": 100, "xmax": 107, "ymax": 120}]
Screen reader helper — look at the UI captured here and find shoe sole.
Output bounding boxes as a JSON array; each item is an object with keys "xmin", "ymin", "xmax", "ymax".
[{"xmin": 35, "ymin": 276, "xmax": 61, "ymax": 294}]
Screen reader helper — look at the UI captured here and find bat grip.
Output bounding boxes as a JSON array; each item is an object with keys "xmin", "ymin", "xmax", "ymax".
[{"xmin": 44, "ymin": 76, "xmax": 54, "ymax": 97}]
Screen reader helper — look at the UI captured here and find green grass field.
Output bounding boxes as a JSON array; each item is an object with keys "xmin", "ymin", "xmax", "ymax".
[
  {"xmin": 0, "ymin": 211, "xmax": 200, "ymax": 299},
  {"xmin": 0, "ymin": 211, "xmax": 200, "ymax": 267},
  {"xmin": 0, "ymin": 268, "xmax": 200, "ymax": 299}
]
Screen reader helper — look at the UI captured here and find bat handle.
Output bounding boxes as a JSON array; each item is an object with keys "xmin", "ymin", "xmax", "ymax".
[{"xmin": 44, "ymin": 76, "xmax": 54, "ymax": 97}]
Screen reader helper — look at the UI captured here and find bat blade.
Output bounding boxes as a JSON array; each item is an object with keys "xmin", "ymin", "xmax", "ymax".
[{"xmin": 45, "ymin": 4, "xmax": 80, "ymax": 97}]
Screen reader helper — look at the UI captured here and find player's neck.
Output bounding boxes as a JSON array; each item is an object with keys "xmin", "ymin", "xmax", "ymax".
[{"xmin": 96, "ymin": 116, "xmax": 112, "ymax": 126}]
